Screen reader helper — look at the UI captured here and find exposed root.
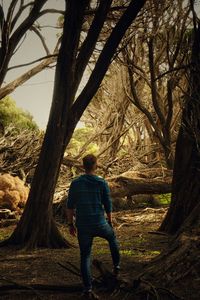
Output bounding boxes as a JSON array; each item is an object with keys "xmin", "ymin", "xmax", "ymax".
[{"xmin": 92, "ymin": 259, "xmax": 184, "ymax": 300}]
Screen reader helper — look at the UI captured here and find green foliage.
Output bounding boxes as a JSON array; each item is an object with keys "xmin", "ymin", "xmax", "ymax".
[
  {"xmin": 57, "ymin": 15, "xmax": 64, "ymax": 27},
  {"xmin": 155, "ymin": 193, "xmax": 171, "ymax": 205},
  {"xmin": 0, "ymin": 96, "xmax": 38, "ymax": 131},
  {"xmin": 67, "ymin": 127, "xmax": 99, "ymax": 156}
]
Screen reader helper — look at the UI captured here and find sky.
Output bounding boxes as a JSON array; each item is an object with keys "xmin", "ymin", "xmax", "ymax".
[{"xmin": 3, "ymin": 0, "xmax": 65, "ymax": 129}]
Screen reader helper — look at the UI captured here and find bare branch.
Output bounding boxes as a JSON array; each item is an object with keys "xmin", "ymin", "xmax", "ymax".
[
  {"xmin": 155, "ymin": 64, "xmax": 190, "ymax": 81},
  {"xmin": 30, "ymin": 26, "xmax": 50, "ymax": 55},
  {"xmin": 0, "ymin": 55, "xmax": 57, "ymax": 100},
  {"xmin": 38, "ymin": 5, "xmax": 129, "ymax": 18},
  {"xmin": 11, "ymin": 2, "xmax": 35, "ymax": 32},
  {"xmin": 97, "ymin": 120, "xmax": 135, "ymax": 158},
  {"xmin": 8, "ymin": 54, "xmax": 58, "ymax": 71},
  {"xmin": 74, "ymin": 0, "xmax": 113, "ymax": 92},
  {"xmin": 0, "ymin": 0, "xmax": 48, "ymax": 86},
  {"xmin": 6, "ymin": 0, "xmax": 18, "ymax": 25},
  {"xmin": 148, "ymin": 38, "xmax": 165, "ymax": 127},
  {"xmin": 38, "ymin": 9, "xmax": 64, "ymax": 18},
  {"xmin": 86, "ymin": 5, "xmax": 129, "ymax": 15},
  {"xmin": 72, "ymin": 0, "xmax": 147, "ymax": 121},
  {"xmin": 13, "ymin": 33, "xmax": 27, "ymax": 55}
]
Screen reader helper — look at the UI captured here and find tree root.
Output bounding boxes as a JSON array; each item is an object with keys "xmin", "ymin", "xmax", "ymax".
[
  {"xmin": 0, "ymin": 274, "xmax": 43, "ymax": 300},
  {"xmin": 57, "ymin": 261, "xmax": 82, "ymax": 278},
  {"xmin": 0, "ymin": 273, "xmax": 82, "ymax": 298},
  {"xmin": 92, "ymin": 259, "xmax": 184, "ymax": 300}
]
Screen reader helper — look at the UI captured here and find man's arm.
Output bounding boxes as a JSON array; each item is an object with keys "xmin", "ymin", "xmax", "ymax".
[
  {"xmin": 67, "ymin": 208, "xmax": 75, "ymax": 224},
  {"xmin": 102, "ymin": 181, "xmax": 113, "ymax": 225},
  {"xmin": 66, "ymin": 182, "xmax": 77, "ymax": 236},
  {"xmin": 106, "ymin": 212, "xmax": 112, "ymax": 224}
]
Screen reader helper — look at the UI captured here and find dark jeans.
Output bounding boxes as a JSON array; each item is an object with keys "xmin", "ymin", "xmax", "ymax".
[{"xmin": 77, "ymin": 223, "xmax": 120, "ymax": 291}]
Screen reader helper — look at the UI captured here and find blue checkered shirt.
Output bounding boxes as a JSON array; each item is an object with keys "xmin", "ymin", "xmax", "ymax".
[{"xmin": 67, "ymin": 174, "xmax": 112, "ymax": 227}]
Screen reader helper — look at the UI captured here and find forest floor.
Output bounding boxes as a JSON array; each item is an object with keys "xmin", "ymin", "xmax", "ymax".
[{"xmin": 0, "ymin": 207, "xmax": 193, "ymax": 300}]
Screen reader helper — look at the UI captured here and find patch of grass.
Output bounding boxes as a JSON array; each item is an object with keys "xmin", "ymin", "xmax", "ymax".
[
  {"xmin": 148, "ymin": 250, "xmax": 161, "ymax": 255},
  {"xmin": 94, "ymin": 249, "xmax": 109, "ymax": 255},
  {"xmin": 134, "ymin": 236, "xmax": 146, "ymax": 246},
  {"xmin": 155, "ymin": 193, "xmax": 171, "ymax": 205},
  {"xmin": 120, "ymin": 249, "xmax": 135, "ymax": 256},
  {"xmin": 94, "ymin": 248, "xmax": 139, "ymax": 256},
  {"xmin": 0, "ymin": 227, "xmax": 12, "ymax": 241}
]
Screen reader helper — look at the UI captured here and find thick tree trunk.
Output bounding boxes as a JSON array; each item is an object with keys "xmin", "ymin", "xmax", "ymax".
[
  {"xmin": 2, "ymin": 0, "xmax": 88, "ymax": 248},
  {"xmin": 6, "ymin": 130, "xmax": 74, "ymax": 248},
  {"xmin": 142, "ymin": 201, "xmax": 200, "ymax": 294},
  {"xmin": 160, "ymin": 19, "xmax": 200, "ymax": 234},
  {"xmin": 160, "ymin": 126, "xmax": 200, "ymax": 234}
]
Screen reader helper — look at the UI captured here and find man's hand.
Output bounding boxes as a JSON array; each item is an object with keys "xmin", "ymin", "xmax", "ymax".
[
  {"xmin": 69, "ymin": 224, "xmax": 76, "ymax": 237},
  {"xmin": 106, "ymin": 212, "xmax": 113, "ymax": 227},
  {"xmin": 108, "ymin": 220, "xmax": 113, "ymax": 228}
]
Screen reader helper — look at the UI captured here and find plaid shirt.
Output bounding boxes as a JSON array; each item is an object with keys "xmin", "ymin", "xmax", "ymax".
[{"xmin": 67, "ymin": 174, "xmax": 112, "ymax": 227}]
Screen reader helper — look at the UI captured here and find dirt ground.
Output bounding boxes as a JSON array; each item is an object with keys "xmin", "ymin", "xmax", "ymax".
[{"xmin": 0, "ymin": 208, "xmax": 184, "ymax": 300}]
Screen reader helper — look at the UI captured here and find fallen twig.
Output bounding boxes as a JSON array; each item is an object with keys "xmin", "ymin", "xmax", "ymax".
[{"xmin": 57, "ymin": 262, "xmax": 81, "ymax": 277}]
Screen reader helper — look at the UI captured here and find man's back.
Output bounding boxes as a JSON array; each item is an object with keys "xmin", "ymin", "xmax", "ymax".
[{"xmin": 67, "ymin": 174, "xmax": 112, "ymax": 227}]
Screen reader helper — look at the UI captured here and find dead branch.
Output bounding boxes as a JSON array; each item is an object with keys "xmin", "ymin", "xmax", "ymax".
[
  {"xmin": 30, "ymin": 25, "xmax": 50, "ymax": 55},
  {"xmin": 7, "ymin": 54, "xmax": 58, "ymax": 71},
  {"xmin": 0, "ymin": 127, "xmax": 43, "ymax": 180}
]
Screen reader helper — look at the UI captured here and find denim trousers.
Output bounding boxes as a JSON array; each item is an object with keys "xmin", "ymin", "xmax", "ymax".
[{"xmin": 77, "ymin": 223, "xmax": 120, "ymax": 291}]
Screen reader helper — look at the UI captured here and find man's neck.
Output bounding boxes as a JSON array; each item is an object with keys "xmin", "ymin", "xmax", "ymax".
[{"xmin": 85, "ymin": 171, "xmax": 95, "ymax": 176}]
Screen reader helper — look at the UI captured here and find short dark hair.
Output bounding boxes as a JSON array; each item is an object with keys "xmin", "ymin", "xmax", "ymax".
[{"xmin": 83, "ymin": 154, "xmax": 97, "ymax": 172}]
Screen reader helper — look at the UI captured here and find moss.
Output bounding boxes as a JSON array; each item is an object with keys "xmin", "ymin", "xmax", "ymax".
[{"xmin": 155, "ymin": 193, "xmax": 171, "ymax": 205}]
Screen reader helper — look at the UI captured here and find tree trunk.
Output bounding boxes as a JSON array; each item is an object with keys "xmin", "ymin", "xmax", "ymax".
[
  {"xmin": 2, "ymin": 0, "xmax": 88, "ymax": 248},
  {"xmin": 139, "ymin": 201, "xmax": 200, "ymax": 300},
  {"xmin": 160, "ymin": 127, "xmax": 200, "ymax": 234},
  {"xmin": 160, "ymin": 19, "xmax": 200, "ymax": 234},
  {"xmin": 6, "ymin": 129, "xmax": 74, "ymax": 248}
]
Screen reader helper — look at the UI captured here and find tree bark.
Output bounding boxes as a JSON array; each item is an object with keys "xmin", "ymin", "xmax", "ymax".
[
  {"xmin": 133, "ymin": 204, "xmax": 199, "ymax": 300},
  {"xmin": 160, "ymin": 18, "xmax": 200, "ymax": 234},
  {"xmin": 4, "ymin": 0, "xmax": 89, "ymax": 248},
  {"xmin": 160, "ymin": 126, "xmax": 200, "ymax": 234}
]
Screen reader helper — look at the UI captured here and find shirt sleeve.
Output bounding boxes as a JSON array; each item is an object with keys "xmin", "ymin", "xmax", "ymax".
[
  {"xmin": 67, "ymin": 181, "xmax": 76, "ymax": 209},
  {"xmin": 102, "ymin": 180, "xmax": 112, "ymax": 213}
]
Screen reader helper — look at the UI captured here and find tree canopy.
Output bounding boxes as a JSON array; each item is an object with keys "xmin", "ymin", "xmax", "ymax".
[{"xmin": 0, "ymin": 96, "xmax": 38, "ymax": 131}]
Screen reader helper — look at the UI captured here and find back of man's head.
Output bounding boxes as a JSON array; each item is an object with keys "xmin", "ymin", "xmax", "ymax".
[{"xmin": 83, "ymin": 154, "xmax": 97, "ymax": 173}]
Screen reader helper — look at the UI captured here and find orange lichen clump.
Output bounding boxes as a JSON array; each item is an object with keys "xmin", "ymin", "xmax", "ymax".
[{"xmin": 0, "ymin": 174, "xmax": 29, "ymax": 211}]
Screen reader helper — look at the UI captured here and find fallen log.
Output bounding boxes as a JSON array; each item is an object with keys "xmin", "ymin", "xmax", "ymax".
[
  {"xmin": 53, "ymin": 170, "xmax": 172, "ymax": 218},
  {"xmin": 55, "ymin": 169, "xmax": 172, "ymax": 200},
  {"xmin": 107, "ymin": 171, "xmax": 172, "ymax": 198}
]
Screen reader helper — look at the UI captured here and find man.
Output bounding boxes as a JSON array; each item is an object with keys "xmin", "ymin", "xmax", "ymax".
[{"xmin": 67, "ymin": 154, "xmax": 120, "ymax": 300}]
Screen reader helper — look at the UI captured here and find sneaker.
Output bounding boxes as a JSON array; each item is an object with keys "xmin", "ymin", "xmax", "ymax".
[
  {"xmin": 81, "ymin": 290, "xmax": 99, "ymax": 300},
  {"xmin": 113, "ymin": 265, "xmax": 120, "ymax": 276}
]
